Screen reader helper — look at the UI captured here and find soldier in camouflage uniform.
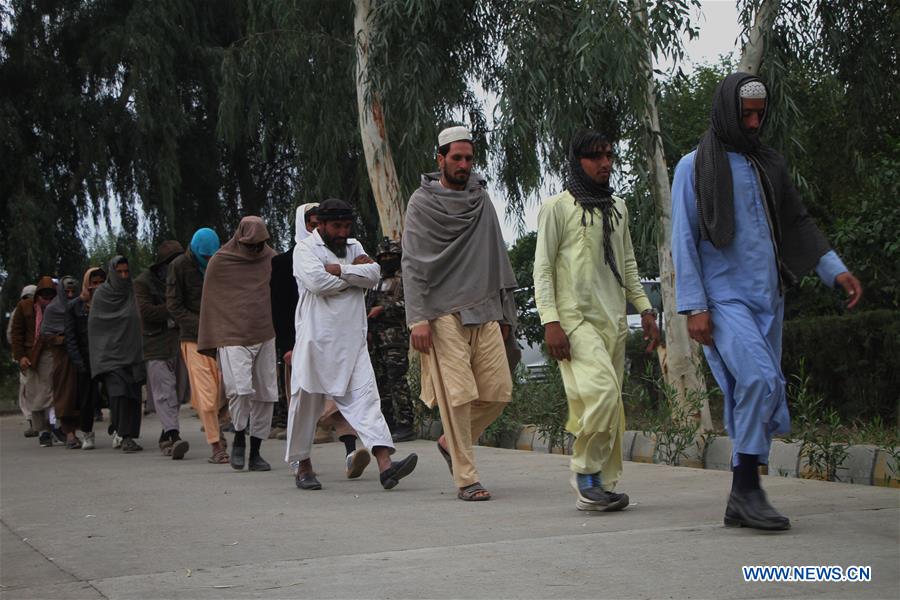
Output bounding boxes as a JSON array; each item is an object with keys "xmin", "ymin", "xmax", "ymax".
[{"xmin": 367, "ymin": 238, "xmax": 416, "ymax": 442}]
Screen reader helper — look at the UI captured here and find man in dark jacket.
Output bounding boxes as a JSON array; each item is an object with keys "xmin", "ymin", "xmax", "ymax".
[
  {"xmin": 136, "ymin": 240, "xmax": 190, "ymax": 459},
  {"xmin": 167, "ymin": 228, "xmax": 229, "ymax": 464},
  {"xmin": 65, "ymin": 267, "xmax": 106, "ymax": 449}
]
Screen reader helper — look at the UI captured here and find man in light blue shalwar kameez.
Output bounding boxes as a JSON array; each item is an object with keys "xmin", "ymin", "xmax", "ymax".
[{"xmin": 672, "ymin": 73, "xmax": 862, "ymax": 531}]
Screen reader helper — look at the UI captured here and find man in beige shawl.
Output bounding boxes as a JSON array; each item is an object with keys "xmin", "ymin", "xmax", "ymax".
[
  {"xmin": 402, "ymin": 126, "xmax": 518, "ymax": 501},
  {"xmin": 198, "ymin": 216, "xmax": 278, "ymax": 472}
]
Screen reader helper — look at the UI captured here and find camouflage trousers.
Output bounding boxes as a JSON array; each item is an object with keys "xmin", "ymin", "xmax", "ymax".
[{"xmin": 369, "ymin": 331, "xmax": 414, "ymax": 431}]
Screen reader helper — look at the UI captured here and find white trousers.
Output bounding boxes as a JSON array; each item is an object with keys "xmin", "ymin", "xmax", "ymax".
[
  {"xmin": 285, "ymin": 377, "xmax": 394, "ymax": 463},
  {"xmin": 218, "ymin": 338, "xmax": 277, "ymax": 440}
]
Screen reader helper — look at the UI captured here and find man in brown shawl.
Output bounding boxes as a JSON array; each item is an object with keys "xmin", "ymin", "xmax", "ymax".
[
  {"xmin": 40, "ymin": 276, "xmax": 82, "ymax": 448},
  {"xmin": 402, "ymin": 125, "xmax": 518, "ymax": 501},
  {"xmin": 7, "ymin": 284, "xmax": 37, "ymax": 437},
  {"xmin": 89, "ymin": 256, "xmax": 146, "ymax": 453},
  {"xmin": 10, "ymin": 276, "xmax": 57, "ymax": 447},
  {"xmin": 198, "ymin": 216, "xmax": 278, "ymax": 472}
]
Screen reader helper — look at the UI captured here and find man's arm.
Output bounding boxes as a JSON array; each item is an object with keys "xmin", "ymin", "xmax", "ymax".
[
  {"xmin": 671, "ymin": 154, "xmax": 714, "ymax": 346},
  {"xmin": 339, "ymin": 246, "xmax": 381, "ymax": 289},
  {"xmin": 295, "ymin": 244, "xmax": 351, "ymax": 296},
  {"xmin": 533, "ymin": 200, "xmax": 570, "ymax": 361},
  {"xmin": 135, "ymin": 278, "xmax": 169, "ymax": 327},
  {"xmin": 166, "ymin": 265, "xmax": 198, "ymax": 333}
]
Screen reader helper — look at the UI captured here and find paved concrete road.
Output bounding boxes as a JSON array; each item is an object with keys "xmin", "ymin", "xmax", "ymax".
[{"xmin": 1, "ymin": 409, "xmax": 897, "ymax": 599}]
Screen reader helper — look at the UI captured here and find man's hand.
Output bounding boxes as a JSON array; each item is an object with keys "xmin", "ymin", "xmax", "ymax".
[
  {"xmin": 324, "ymin": 264, "xmax": 342, "ymax": 277},
  {"xmin": 352, "ymin": 254, "xmax": 374, "ymax": 265},
  {"xmin": 687, "ymin": 312, "xmax": 714, "ymax": 346},
  {"xmin": 544, "ymin": 322, "xmax": 571, "ymax": 361},
  {"xmin": 500, "ymin": 323, "xmax": 511, "ymax": 341},
  {"xmin": 410, "ymin": 322, "xmax": 432, "ymax": 354},
  {"xmin": 641, "ymin": 313, "xmax": 661, "ymax": 352},
  {"xmin": 367, "ymin": 306, "xmax": 384, "ymax": 319},
  {"xmin": 835, "ymin": 271, "xmax": 862, "ymax": 310},
  {"xmin": 283, "ymin": 351, "xmax": 292, "ymax": 365},
  {"xmin": 18, "ymin": 356, "xmax": 31, "ymax": 371}
]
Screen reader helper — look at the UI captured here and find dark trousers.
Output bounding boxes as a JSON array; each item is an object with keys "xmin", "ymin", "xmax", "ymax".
[
  {"xmin": 109, "ymin": 393, "xmax": 142, "ymax": 438},
  {"xmin": 77, "ymin": 372, "xmax": 103, "ymax": 433}
]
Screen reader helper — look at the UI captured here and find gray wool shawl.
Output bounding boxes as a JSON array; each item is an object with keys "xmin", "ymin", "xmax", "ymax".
[
  {"xmin": 40, "ymin": 276, "xmax": 78, "ymax": 335},
  {"xmin": 695, "ymin": 72, "xmax": 830, "ymax": 283},
  {"xmin": 401, "ymin": 172, "xmax": 518, "ymax": 327},
  {"xmin": 88, "ymin": 257, "xmax": 145, "ymax": 380}
]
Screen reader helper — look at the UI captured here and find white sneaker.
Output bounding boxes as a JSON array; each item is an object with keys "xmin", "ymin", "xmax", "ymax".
[
  {"xmin": 82, "ymin": 432, "xmax": 96, "ymax": 450},
  {"xmin": 112, "ymin": 432, "xmax": 123, "ymax": 449},
  {"xmin": 345, "ymin": 448, "xmax": 371, "ymax": 479}
]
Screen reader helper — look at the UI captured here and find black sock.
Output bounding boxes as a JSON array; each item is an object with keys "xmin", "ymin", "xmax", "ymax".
[
  {"xmin": 732, "ymin": 453, "xmax": 760, "ymax": 493},
  {"xmin": 249, "ymin": 436, "xmax": 262, "ymax": 458},
  {"xmin": 233, "ymin": 429, "xmax": 246, "ymax": 448},
  {"xmin": 170, "ymin": 430, "xmax": 181, "ymax": 441},
  {"xmin": 340, "ymin": 435, "xmax": 357, "ymax": 455},
  {"xmin": 159, "ymin": 430, "xmax": 167, "ymax": 443}
]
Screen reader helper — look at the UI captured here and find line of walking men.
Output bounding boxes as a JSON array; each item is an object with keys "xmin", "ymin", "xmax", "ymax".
[{"xmin": 10, "ymin": 73, "xmax": 863, "ymax": 530}]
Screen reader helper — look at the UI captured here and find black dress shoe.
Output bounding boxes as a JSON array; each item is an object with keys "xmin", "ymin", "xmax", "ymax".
[
  {"xmin": 230, "ymin": 444, "xmax": 246, "ymax": 470},
  {"xmin": 248, "ymin": 455, "xmax": 271, "ymax": 471},
  {"xmin": 725, "ymin": 488, "xmax": 791, "ymax": 530},
  {"xmin": 380, "ymin": 453, "xmax": 418, "ymax": 490},
  {"xmin": 296, "ymin": 472, "xmax": 322, "ymax": 490}
]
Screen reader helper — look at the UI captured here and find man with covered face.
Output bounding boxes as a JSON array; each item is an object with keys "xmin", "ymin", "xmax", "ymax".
[
  {"xmin": 286, "ymin": 198, "xmax": 418, "ymax": 491},
  {"xmin": 11, "ymin": 276, "xmax": 58, "ymax": 447},
  {"xmin": 136, "ymin": 240, "xmax": 190, "ymax": 459},
  {"xmin": 198, "ymin": 217, "xmax": 279, "ymax": 472},
  {"xmin": 672, "ymin": 73, "xmax": 862, "ymax": 531},
  {"xmin": 402, "ymin": 126, "xmax": 518, "ymax": 502},
  {"xmin": 65, "ymin": 267, "xmax": 106, "ymax": 449},
  {"xmin": 367, "ymin": 237, "xmax": 415, "ymax": 443},
  {"xmin": 534, "ymin": 129, "xmax": 660, "ymax": 513}
]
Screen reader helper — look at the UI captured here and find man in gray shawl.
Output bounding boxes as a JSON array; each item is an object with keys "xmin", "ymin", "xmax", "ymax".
[
  {"xmin": 402, "ymin": 125, "xmax": 518, "ymax": 502},
  {"xmin": 89, "ymin": 256, "xmax": 146, "ymax": 453}
]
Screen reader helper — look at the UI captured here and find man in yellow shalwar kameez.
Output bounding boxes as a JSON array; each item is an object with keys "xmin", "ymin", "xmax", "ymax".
[{"xmin": 534, "ymin": 129, "xmax": 660, "ymax": 512}]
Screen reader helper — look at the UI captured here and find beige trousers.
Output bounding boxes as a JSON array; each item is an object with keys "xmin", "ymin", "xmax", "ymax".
[
  {"xmin": 419, "ymin": 315, "xmax": 511, "ymax": 488},
  {"xmin": 180, "ymin": 341, "xmax": 221, "ymax": 445}
]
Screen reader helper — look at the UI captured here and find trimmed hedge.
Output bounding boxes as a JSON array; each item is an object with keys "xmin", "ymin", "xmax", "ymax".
[{"xmin": 782, "ymin": 309, "xmax": 899, "ymax": 425}]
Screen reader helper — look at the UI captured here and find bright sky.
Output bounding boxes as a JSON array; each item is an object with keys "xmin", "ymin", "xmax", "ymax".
[{"xmin": 493, "ymin": 0, "xmax": 741, "ymax": 244}]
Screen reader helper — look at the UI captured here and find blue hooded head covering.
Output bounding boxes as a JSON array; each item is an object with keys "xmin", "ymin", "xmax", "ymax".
[{"xmin": 190, "ymin": 228, "xmax": 220, "ymax": 275}]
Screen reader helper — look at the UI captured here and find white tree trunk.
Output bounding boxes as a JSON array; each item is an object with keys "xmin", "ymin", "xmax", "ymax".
[
  {"xmin": 354, "ymin": 0, "xmax": 405, "ymax": 240},
  {"xmin": 738, "ymin": 0, "xmax": 780, "ymax": 74},
  {"xmin": 634, "ymin": 0, "xmax": 713, "ymax": 431}
]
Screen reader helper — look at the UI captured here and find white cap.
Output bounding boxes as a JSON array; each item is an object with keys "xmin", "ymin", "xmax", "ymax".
[
  {"xmin": 438, "ymin": 125, "xmax": 472, "ymax": 147},
  {"xmin": 21, "ymin": 284, "xmax": 37, "ymax": 299},
  {"xmin": 739, "ymin": 81, "xmax": 767, "ymax": 99}
]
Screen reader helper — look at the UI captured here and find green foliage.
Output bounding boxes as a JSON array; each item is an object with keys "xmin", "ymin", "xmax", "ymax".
[
  {"xmin": 782, "ymin": 310, "xmax": 900, "ymax": 424},
  {"xmin": 84, "ymin": 232, "xmax": 156, "ymax": 279},
  {"xmin": 506, "ymin": 361, "xmax": 569, "ymax": 452},
  {"xmin": 786, "ymin": 360, "xmax": 849, "ymax": 482},
  {"xmin": 506, "ymin": 232, "xmax": 543, "ymax": 346}
]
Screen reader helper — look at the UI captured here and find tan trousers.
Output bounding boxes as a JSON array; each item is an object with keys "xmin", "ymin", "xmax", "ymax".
[
  {"xmin": 420, "ymin": 315, "xmax": 511, "ymax": 488},
  {"xmin": 180, "ymin": 341, "xmax": 221, "ymax": 445}
]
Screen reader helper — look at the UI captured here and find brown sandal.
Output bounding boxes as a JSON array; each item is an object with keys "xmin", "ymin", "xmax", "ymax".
[
  {"xmin": 458, "ymin": 482, "xmax": 491, "ymax": 501},
  {"xmin": 208, "ymin": 442, "xmax": 229, "ymax": 464}
]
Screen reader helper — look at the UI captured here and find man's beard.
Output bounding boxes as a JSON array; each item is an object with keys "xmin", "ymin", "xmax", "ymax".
[
  {"xmin": 322, "ymin": 231, "xmax": 348, "ymax": 258},
  {"xmin": 442, "ymin": 164, "xmax": 470, "ymax": 187}
]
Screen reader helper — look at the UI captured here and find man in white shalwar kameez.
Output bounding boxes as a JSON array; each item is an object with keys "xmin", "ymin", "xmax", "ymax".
[{"xmin": 285, "ymin": 198, "xmax": 418, "ymax": 491}]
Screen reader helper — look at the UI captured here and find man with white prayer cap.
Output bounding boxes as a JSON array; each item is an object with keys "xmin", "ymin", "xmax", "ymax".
[
  {"xmin": 402, "ymin": 125, "xmax": 518, "ymax": 501},
  {"xmin": 671, "ymin": 73, "xmax": 863, "ymax": 530}
]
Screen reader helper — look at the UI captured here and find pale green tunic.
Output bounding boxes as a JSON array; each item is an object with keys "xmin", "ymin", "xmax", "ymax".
[{"xmin": 533, "ymin": 191, "xmax": 651, "ymax": 486}]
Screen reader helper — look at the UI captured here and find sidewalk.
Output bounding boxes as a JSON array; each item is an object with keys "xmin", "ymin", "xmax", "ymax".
[{"xmin": 1, "ymin": 409, "xmax": 897, "ymax": 599}]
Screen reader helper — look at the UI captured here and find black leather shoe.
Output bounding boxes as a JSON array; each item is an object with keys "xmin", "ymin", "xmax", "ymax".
[
  {"xmin": 725, "ymin": 488, "xmax": 791, "ymax": 530},
  {"xmin": 296, "ymin": 472, "xmax": 322, "ymax": 490},
  {"xmin": 380, "ymin": 453, "xmax": 418, "ymax": 490},
  {"xmin": 248, "ymin": 455, "xmax": 271, "ymax": 471},
  {"xmin": 230, "ymin": 444, "xmax": 246, "ymax": 470}
]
